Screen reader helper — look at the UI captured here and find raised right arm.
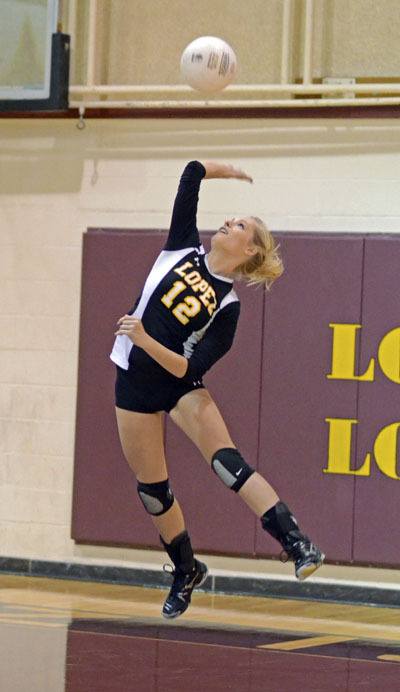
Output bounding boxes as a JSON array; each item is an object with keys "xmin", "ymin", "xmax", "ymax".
[
  {"xmin": 164, "ymin": 160, "xmax": 253, "ymax": 252},
  {"xmin": 163, "ymin": 160, "xmax": 206, "ymax": 251}
]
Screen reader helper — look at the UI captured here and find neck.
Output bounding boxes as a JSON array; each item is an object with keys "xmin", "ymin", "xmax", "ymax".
[{"xmin": 206, "ymin": 248, "xmax": 237, "ymax": 279}]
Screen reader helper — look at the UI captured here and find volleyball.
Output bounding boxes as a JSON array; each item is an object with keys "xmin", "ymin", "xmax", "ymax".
[{"xmin": 180, "ymin": 36, "xmax": 237, "ymax": 93}]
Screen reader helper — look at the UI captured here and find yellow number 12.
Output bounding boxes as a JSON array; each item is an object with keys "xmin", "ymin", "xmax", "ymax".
[
  {"xmin": 161, "ymin": 281, "xmax": 186, "ymax": 308},
  {"xmin": 173, "ymin": 296, "xmax": 202, "ymax": 325}
]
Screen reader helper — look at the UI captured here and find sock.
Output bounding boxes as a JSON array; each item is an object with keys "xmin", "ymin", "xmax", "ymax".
[
  {"xmin": 260, "ymin": 501, "xmax": 303, "ymax": 549},
  {"xmin": 160, "ymin": 530, "xmax": 195, "ymax": 573}
]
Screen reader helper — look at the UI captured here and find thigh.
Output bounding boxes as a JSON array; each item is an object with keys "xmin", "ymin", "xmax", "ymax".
[
  {"xmin": 168, "ymin": 388, "xmax": 235, "ymax": 464},
  {"xmin": 115, "ymin": 406, "xmax": 167, "ymax": 482}
]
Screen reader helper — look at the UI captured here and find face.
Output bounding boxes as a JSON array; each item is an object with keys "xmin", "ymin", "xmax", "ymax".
[{"xmin": 212, "ymin": 216, "xmax": 258, "ymax": 260}]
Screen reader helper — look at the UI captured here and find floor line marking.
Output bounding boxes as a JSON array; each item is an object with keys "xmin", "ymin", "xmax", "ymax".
[
  {"xmin": 378, "ymin": 654, "xmax": 400, "ymax": 663},
  {"xmin": 258, "ymin": 635, "xmax": 356, "ymax": 651},
  {"xmin": 0, "ymin": 617, "xmax": 64, "ymax": 628},
  {"xmin": 0, "ymin": 608, "xmax": 127, "ymax": 622},
  {"xmin": 0, "ymin": 613, "xmax": 68, "ymax": 622},
  {"xmin": 0, "ymin": 600, "xmax": 137, "ymax": 619}
]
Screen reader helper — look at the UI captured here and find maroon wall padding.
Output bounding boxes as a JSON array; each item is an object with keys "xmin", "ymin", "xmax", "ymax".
[
  {"xmin": 254, "ymin": 235, "xmax": 364, "ymax": 562},
  {"xmin": 72, "ymin": 230, "xmax": 170, "ymax": 546},
  {"xmin": 353, "ymin": 237, "xmax": 400, "ymax": 565},
  {"xmin": 72, "ymin": 229, "xmax": 400, "ymax": 567}
]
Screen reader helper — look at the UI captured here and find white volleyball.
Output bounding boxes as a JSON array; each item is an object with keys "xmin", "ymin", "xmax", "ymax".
[{"xmin": 180, "ymin": 36, "xmax": 237, "ymax": 93}]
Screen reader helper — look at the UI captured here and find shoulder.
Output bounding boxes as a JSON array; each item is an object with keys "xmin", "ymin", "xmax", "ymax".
[
  {"xmin": 215, "ymin": 293, "xmax": 241, "ymax": 325},
  {"xmin": 220, "ymin": 288, "xmax": 240, "ymax": 310}
]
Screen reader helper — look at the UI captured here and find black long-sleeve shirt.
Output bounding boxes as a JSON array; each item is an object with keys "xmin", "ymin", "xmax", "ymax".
[{"xmin": 110, "ymin": 161, "xmax": 240, "ymax": 383}]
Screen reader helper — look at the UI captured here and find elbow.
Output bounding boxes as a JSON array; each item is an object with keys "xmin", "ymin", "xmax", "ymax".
[
  {"xmin": 179, "ymin": 358, "xmax": 206, "ymax": 382},
  {"xmin": 185, "ymin": 160, "xmax": 206, "ymax": 179},
  {"xmin": 178, "ymin": 358, "xmax": 189, "ymax": 379}
]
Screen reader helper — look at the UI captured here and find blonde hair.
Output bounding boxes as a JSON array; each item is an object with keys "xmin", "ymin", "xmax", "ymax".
[{"xmin": 234, "ymin": 217, "xmax": 284, "ymax": 290}]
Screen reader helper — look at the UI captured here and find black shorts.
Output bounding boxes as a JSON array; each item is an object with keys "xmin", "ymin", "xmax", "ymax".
[{"xmin": 115, "ymin": 365, "xmax": 205, "ymax": 414}]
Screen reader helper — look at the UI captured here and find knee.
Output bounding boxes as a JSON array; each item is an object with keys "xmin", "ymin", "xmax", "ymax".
[
  {"xmin": 137, "ymin": 479, "xmax": 175, "ymax": 515},
  {"xmin": 211, "ymin": 447, "xmax": 255, "ymax": 492}
]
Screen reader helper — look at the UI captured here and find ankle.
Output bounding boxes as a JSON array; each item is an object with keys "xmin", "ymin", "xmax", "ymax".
[
  {"xmin": 260, "ymin": 501, "xmax": 303, "ymax": 548},
  {"xmin": 160, "ymin": 529, "xmax": 196, "ymax": 573}
]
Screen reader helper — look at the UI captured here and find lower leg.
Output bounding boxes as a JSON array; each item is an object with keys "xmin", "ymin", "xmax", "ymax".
[
  {"xmin": 136, "ymin": 479, "xmax": 206, "ymax": 618},
  {"xmin": 238, "ymin": 471, "xmax": 279, "ymax": 516},
  {"xmin": 236, "ymin": 471, "xmax": 303, "ymax": 550},
  {"xmin": 114, "ymin": 408, "xmax": 202, "ymax": 603},
  {"xmin": 238, "ymin": 471, "xmax": 301, "ymax": 550},
  {"xmin": 160, "ymin": 526, "xmax": 208, "ymax": 618},
  {"xmin": 238, "ymin": 472, "xmax": 308, "ymax": 553},
  {"xmin": 136, "ymin": 479, "xmax": 194, "ymax": 563},
  {"xmin": 210, "ymin": 447, "xmax": 324, "ymax": 577},
  {"xmin": 151, "ymin": 498, "xmax": 186, "ymax": 544}
]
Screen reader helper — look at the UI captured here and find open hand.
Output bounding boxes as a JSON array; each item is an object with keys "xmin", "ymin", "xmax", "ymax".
[
  {"xmin": 115, "ymin": 315, "xmax": 149, "ymax": 348},
  {"xmin": 203, "ymin": 161, "xmax": 253, "ymax": 183}
]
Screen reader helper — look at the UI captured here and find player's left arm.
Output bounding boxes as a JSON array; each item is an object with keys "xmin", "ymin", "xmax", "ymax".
[
  {"xmin": 182, "ymin": 301, "xmax": 240, "ymax": 381},
  {"xmin": 115, "ymin": 301, "xmax": 240, "ymax": 380}
]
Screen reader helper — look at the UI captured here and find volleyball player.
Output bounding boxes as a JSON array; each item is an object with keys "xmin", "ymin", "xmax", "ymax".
[{"xmin": 110, "ymin": 160, "xmax": 324, "ymax": 619}]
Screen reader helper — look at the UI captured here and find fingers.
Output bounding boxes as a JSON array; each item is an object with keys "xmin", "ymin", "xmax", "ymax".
[
  {"xmin": 115, "ymin": 315, "xmax": 141, "ymax": 336},
  {"xmin": 115, "ymin": 324, "xmax": 134, "ymax": 335},
  {"xmin": 232, "ymin": 167, "xmax": 253, "ymax": 183},
  {"xmin": 117, "ymin": 315, "xmax": 139, "ymax": 325},
  {"xmin": 238, "ymin": 169, "xmax": 253, "ymax": 183}
]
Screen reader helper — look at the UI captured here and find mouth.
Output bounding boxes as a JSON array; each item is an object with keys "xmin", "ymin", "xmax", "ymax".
[{"xmin": 218, "ymin": 226, "xmax": 228, "ymax": 234}]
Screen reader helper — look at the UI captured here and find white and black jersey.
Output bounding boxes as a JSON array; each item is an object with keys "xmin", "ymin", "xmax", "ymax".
[{"xmin": 110, "ymin": 160, "xmax": 240, "ymax": 384}]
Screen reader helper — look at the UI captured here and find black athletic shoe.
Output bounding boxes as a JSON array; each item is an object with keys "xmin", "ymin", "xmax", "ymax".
[
  {"xmin": 261, "ymin": 502, "xmax": 325, "ymax": 581},
  {"xmin": 281, "ymin": 538, "xmax": 325, "ymax": 581},
  {"xmin": 162, "ymin": 559, "xmax": 208, "ymax": 619}
]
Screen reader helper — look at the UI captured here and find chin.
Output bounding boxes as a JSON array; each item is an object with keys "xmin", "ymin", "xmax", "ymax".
[{"xmin": 212, "ymin": 231, "xmax": 224, "ymax": 243}]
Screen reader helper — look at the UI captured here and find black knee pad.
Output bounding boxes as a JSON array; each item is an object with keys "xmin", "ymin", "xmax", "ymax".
[
  {"xmin": 211, "ymin": 448, "xmax": 255, "ymax": 492},
  {"xmin": 137, "ymin": 479, "xmax": 174, "ymax": 516}
]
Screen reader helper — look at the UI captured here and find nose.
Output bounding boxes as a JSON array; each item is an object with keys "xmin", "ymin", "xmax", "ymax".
[{"xmin": 225, "ymin": 219, "xmax": 233, "ymax": 228}]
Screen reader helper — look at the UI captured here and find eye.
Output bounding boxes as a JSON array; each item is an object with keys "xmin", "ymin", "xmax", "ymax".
[{"xmin": 238, "ymin": 222, "xmax": 245, "ymax": 229}]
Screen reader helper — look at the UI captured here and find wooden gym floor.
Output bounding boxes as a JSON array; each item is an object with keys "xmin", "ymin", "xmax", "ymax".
[{"xmin": 1, "ymin": 573, "xmax": 399, "ymax": 692}]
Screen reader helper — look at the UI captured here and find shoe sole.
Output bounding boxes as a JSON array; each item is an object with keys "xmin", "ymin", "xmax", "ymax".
[
  {"xmin": 162, "ymin": 566, "xmax": 209, "ymax": 620},
  {"xmin": 296, "ymin": 553, "xmax": 325, "ymax": 581}
]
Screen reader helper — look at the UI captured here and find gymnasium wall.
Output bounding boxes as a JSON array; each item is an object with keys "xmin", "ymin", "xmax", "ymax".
[
  {"xmin": 72, "ymin": 228, "xmax": 400, "ymax": 566},
  {"xmin": 68, "ymin": 0, "xmax": 400, "ymax": 84},
  {"xmin": 1, "ymin": 117, "xmax": 400, "ymax": 570}
]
